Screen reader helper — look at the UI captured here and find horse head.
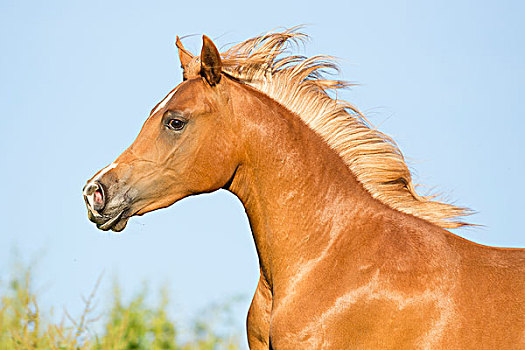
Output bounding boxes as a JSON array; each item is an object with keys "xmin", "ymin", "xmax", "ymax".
[{"xmin": 83, "ymin": 36, "xmax": 240, "ymax": 231}]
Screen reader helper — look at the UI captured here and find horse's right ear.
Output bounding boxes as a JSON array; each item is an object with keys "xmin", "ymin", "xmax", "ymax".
[{"xmin": 176, "ymin": 36, "xmax": 194, "ymax": 80}]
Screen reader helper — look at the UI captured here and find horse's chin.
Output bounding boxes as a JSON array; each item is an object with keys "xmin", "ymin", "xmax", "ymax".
[
  {"xmin": 110, "ymin": 217, "xmax": 129, "ymax": 232},
  {"xmin": 96, "ymin": 211, "xmax": 130, "ymax": 232}
]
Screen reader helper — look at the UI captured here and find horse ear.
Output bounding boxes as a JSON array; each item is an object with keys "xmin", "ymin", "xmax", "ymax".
[
  {"xmin": 176, "ymin": 36, "xmax": 194, "ymax": 80},
  {"xmin": 200, "ymin": 35, "xmax": 222, "ymax": 86}
]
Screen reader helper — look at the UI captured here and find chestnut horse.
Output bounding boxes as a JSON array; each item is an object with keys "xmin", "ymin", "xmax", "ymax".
[{"xmin": 83, "ymin": 30, "xmax": 525, "ymax": 349}]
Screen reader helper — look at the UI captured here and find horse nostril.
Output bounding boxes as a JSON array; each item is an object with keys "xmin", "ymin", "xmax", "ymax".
[
  {"xmin": 94, "ymin": 188, "xmax": 103, "ymax": 206},
  {"xmin": 84, "ymin": 181, "xmax": 105, "ymax": 213}
]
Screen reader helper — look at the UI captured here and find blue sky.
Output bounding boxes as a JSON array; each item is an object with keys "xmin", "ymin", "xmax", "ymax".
[{"xmin": 1, "ymin": 0, "xmax": 524, "ymax": 346}]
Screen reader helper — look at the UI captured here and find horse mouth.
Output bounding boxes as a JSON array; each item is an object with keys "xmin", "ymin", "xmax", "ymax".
[{"xmin": 96, "ymin": 211, "xmax": 129, "ymax": 232}]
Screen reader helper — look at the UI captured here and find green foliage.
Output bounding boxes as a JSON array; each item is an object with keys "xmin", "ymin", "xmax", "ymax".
[{"xmin": 0, "ymin": 264, "xmax": 241, "ymax": 350}]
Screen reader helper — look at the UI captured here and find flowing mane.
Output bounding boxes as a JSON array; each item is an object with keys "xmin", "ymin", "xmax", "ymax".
[{"xmin": 179, "ymin": 28, "xmax": 471, "ymax": 229}]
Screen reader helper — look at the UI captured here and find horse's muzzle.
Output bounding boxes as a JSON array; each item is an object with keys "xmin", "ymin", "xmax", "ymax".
[{"xmin": 83, "ymin": 180, "xmax": 130, "ymax": 232}]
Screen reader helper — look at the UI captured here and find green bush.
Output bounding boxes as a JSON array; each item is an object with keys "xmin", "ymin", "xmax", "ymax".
[{"xmin": 0, "ymin": 264, "xmax": 241, "ymax": 350}]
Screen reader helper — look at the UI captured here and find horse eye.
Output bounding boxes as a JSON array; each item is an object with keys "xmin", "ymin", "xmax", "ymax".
[{"xmin": 167, "ymin": 118, "xmax": 186, "ymax": 131}]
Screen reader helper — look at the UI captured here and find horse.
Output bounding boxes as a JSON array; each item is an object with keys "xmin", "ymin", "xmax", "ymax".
[{"xmin": 83, "ymin": 29, "xmax": 525, "ymax": 349}]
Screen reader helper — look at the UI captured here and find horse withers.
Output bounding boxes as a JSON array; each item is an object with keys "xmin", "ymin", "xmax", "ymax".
[{"xmin": 84, "ymin": 30, "xmax": 525, "ymax": 349}]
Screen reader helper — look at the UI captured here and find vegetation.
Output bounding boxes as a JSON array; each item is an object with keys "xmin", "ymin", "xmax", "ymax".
[{"xmin": 0, "ymin": 263, "xmax": 241, "ymax": 350}]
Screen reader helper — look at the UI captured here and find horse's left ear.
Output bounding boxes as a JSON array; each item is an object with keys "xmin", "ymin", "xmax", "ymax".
[
  {"xmin": 176, "ymin": 36, "xmax": 194, "ymax": 80},
  {"xmin": 200, "ymin": 35, "xmax": 222, "ymax": 86}
]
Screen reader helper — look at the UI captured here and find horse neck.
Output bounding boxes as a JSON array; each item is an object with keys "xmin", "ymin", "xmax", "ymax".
[{"xmin": 226, "ymin": 81, "xmax": 385, "ymax": 289}]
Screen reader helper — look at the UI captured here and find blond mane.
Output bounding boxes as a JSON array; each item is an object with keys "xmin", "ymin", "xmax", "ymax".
[{"xmin": 182, "ymin": 28, "xmax": 471, "ymax": 229}]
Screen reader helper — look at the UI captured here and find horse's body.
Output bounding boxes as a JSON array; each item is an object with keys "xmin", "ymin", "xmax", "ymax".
[{"xmin": 84, "ymin": 30, "xmax": 525, "ymax": 349}]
